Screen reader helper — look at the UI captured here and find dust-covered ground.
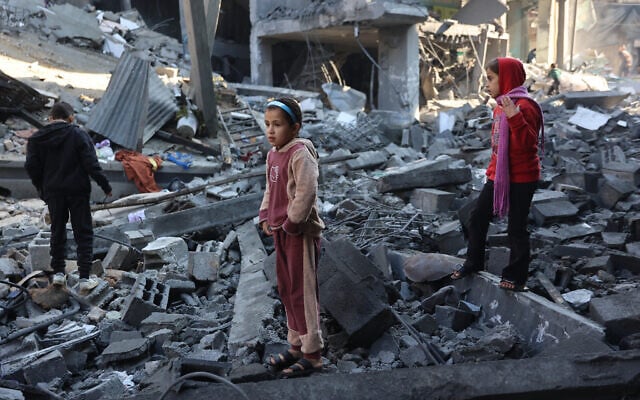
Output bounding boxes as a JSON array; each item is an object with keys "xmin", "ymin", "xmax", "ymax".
[{"xmin": 0, "ymin": 28, "xmax": 116, "ymax": 105}]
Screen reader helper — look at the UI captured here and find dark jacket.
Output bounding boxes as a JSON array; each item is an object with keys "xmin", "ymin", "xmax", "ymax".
[{"xmin": 25, "ymin": 121, "xmax": 112, "ymax": 200}]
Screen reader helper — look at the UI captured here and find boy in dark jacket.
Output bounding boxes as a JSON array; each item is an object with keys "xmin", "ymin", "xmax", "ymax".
[{"xmin": 25, "ymin": 102, "xmax": 112, "ymax": 294}]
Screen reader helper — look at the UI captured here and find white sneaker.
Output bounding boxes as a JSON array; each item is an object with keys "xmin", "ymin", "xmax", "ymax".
[
  {"xmin": 77, "ymin": 276, "xmax": 99, "ymax": 295},
  {"xmin": 51, "ymin": 273, "xmax": 66, "ymax": 287}
]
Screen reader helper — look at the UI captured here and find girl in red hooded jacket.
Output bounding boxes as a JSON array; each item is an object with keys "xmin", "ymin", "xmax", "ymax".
[{"xmin": 451, "ymin": 57, "xmax": 544, "ymax": 291}]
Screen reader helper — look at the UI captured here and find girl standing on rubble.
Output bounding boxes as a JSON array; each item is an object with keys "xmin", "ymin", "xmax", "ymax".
[
  {"xmin": 259, "ymin": 97, "xmax": 325, "ymax": 377},
  {"xmin": 451, "ymin": 57, "xmax": 544, "ymax": 292}
]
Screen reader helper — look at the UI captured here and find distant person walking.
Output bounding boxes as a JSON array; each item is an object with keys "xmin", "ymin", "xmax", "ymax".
[
  {"xmin": 25, "ymin": 102, "xmax": 112, "ymax": 294},
  {"xmin": 547, "ymin": 63, "xmax": 561, "ymax": 95},
  {"xmin": 451, "ymin": 58, "xmax": 544, "ymax": 292},
  {"xmin": 618, "ymin": 44, "xmax": 632, "ymax": 77},
  {"xmin": 259, "ymin": 97, "xmax": 325, "ymax": 378}
]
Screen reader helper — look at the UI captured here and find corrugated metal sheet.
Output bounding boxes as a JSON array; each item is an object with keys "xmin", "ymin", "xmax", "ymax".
[{"xmin": 86, "ymin": 51, "xmax": 177, "ymax": 151}]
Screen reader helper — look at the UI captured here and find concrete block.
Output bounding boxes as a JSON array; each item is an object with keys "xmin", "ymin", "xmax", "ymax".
[
  {"xmin": 580, "ymin": 256, "xmax": 614, "ymax": 274},
  {"xmin": 532, "ymin": 189, "xmax": 568, "ymax": 204},
  {"xmin": 346, "ymin": 150, "xmax": 388, "ymax": 170},
  {"xmin": 487, "ymin": 247, "xmax": 509, "ymax": 276},
  {"xmin": 0, "ymin": 388, "xmax": 24, "ymax": 400},
  {"xmin": 399, "ymin": 345, "xmax": 430, "ymax": 367},
  {"xmin": 188, "ymin": 251, "xmax": 220, "ymax": 282},
  {"xmin": 76, "ymin": 376, "xmax": 125, "ymax": 400},
  {"xmin": 62, "ymin": 351, "xmax": 88, "ymax": 374},
  {"xmin": 435, "ymin": 221, "xmax": 466, "ymax": 256},
  {"xmin": 102, "ymin": 242, "xmax": 137, "ymax": 270},
  {"xmin": 121, "ymin": 275, "xmax": 170, "ymax": 327},
  {"xmin": 410, "ymin": 188, "xmax": 455, "ymax": 213},
  {"xmin": 100, "ymin": 338, "xmax": 150, "ymax": 364},
  {"xmin": 109, "ymin": 330, "xmax": 143, "ymax": 343},
  {"xmin": 0, "ymin": 258, "xmax": 20, "ymax": 279},
  {"xmin": 590, "ymin": 291, "xmax": 640, "ymax": 344},
  {"xmin": 28, "ymin": 231, "xmax": 51, "ymax": 272},
  {"xmin": 531, "ymin": 201, "xmax": 579, "ymax": 226},
  {"xmin": 181, "ymin": 354, "xmax": 230, "ymax": 376},
  {"xmin": 609, "ymin": 251, "xmax": 640, "ymax": 274},
  {"xmin": 142, "ymin": 237, "xmax": 188, "ymax": 269},
  {"xmin": 602, "ymin": 161, "xmax": 640, "ymax": 186},
  {"xmin": 140, "ymin": 313, "xmax": 192, "ymax": 336},
  {"xmin": 601, "ymin": 232, "xmax": 628, "ymax": 249},
  {"xmin": 435, "ymin": 305, "xmax": 475, "ymax": 331},
  {"xmin": 412, "ymin": 314, "xmax": 438, "ymax": 335},
  {"xmin": 598, "ymin": 176, "xmax": 635, "ymax": 209},
  {"xmin": 630, "ymin": 216, "xmax": 640, "ymax": 241},
  {"xmin": 124, "ymin": 229, "xmax": 155, "ymax": 249},
  {"xmin": 625, "ymin": 241, "xmax": 640, "ymax": 257},
  {"xmin": 377, "ymin": 158, "xmax": 471, "ymax": 193},
  {"xmin": 22, "ymin": 350, "xmax": 67, "ymax": 385},
  {"xmin": 229, "ymin": 363, "xmax": 274, "ymax": 383},
  {"xmin": 367, "ymin": 244, "xmax": 393, "ymax": 280},
  {"xmin": 552, "ymin": 243, "xmax": 596, "ymax": 259}
]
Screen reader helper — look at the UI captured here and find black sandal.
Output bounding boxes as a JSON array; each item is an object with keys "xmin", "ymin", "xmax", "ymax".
[
  {"xmin": 266, "ymin": 351, "xmax": 299, "ymax": 371},
  {"xmin": 499, "ymin": 279, "xmax": 526, "ymax": 292},
  {"xmin": 280, "ymin": 358, "xmax": 323, "ymax": 379},
  {"xmin": 450, "ymin": 264, "xmax": 477, "ymax": 280}
]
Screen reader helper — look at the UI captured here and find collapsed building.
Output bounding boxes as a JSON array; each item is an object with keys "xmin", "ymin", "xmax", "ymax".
[{"xmin": 0, "ymin": 0, "xmax": 640, "ymax": 399}]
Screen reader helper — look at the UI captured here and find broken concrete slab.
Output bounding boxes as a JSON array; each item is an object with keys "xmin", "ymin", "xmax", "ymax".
[
  {"xmin": 376, "ymin": 158, "xmax": 471, "ymax": 193},
  {"xmin": 454, "ymin": 272, "xmax": 604, "ymax": 354},
  {"xmin": 402, "ymin": 252, "xmax": 463, "ymax": 283},
  {"xmin": 22, "ymin": 350, "xmax": 68, "ymax": 385},
  {"xmin": 597, "ymin": 176, "xmax": 635, "ymax": 209},
  {"xmin": 46, "ymin": 4, "xmax": 104, "ymax": 47},
  {"xmin": 228, "ymin": 221, "xmax": 274, "ymax": 353},
  {"xmin": 345, "ymin": 150, "xmax": 388, "ymax": 170},
  {"xmin": 188, "ymin": 251, "xmax": 219, "ymax": 282},
  {"xmin": 590, "ymin": 290, "xmax": 640, "ymax": 344},
  {"xmin": 94, "ymin": 194, "xmax": 262, "ymax": 253},
  {"xmin": 318, "ymin": 239, "xmax": 393, "ymax": 347},
  {"xmin": 164, "ymin": 350, "xmax": 640, "ymax": 400},
  {"xmin": 100, "ymin": 338, "xmax": 150, "ymax": 364},
  {"xmin": 563, "ymin": 90, "xmax": 630, "ymax": 110}
]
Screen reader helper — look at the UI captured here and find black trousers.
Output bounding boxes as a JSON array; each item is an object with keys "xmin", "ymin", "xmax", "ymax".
[
  {"xmin": 47, "ymin": 195, "xmax": 93, "ymax": 279},
  {"xmin": 463, "ymin": 180, "xmax": 537, "ymax": 285}
]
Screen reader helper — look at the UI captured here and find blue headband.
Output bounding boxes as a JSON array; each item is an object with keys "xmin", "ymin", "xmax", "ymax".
[{"xmin": 267, "ymin": 101, "xmax": 298, "ymax": 124}]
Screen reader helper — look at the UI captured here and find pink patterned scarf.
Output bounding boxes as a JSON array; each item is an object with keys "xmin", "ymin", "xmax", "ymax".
[{"xmin": 493, "ymin": 86, "xmax": 544, "ymax": 218}]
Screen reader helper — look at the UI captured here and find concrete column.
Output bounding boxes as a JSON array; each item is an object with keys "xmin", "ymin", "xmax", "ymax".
[
  {"xmin": 556, "ymin": 0, "xmax": 566, "ymax": 67},
  {"xmin": 250, "ymin": 30, "xmax": 273, "ymax": 86},
  {"xmin": 536, "ymin": 0, "xmax": 555, "ymax": 65},
  {"xmin": 377, "ymin": 24, "xmax": 419, "ymax": 118},
  {"xmin": 507, "ymin": 0, "xmax": 528, "ymax": 60},
  {"xmin": 120, "ymin": 0, "xmax": 131, "ymax": 10}
]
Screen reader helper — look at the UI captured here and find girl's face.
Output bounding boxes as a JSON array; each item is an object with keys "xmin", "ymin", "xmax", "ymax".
[
  {"xmin": 485, "ymin": 68, "xmax": 500, "ymax": 98},
  {"xmin": 265, "ymin": 108, "xmax": 300, "ymax": 149}
]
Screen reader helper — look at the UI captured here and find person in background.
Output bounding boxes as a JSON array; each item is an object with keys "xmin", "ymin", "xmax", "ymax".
[
  {"xmin": 618, "ymin": 44, "xmax": 632, "ymax": 77},
  {"xmin": 451, "ymin": 58, "xmax": 544, "ymax": 292},
  {"xmin": 259, "ymin": 97, "xmax": 325, "ymax": 378},
  {"xmin": 25, "ymin": 101, "xmax": 112, "ymax": 295},
  {"xmin": 547, "ymin": 63, "xmax": 561, "ymax": 95}
]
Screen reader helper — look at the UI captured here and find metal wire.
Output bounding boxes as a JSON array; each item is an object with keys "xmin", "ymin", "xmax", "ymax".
[{"xmin": 158, "ymin": 371, "xmax": 250, "ymax": 400}]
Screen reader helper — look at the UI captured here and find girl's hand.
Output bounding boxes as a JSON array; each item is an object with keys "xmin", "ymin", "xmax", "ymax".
[
  {"xmin": 500, "ymin": 96, "xmax": 520, "ymax": 118},
  {"xmin": 261, "ymin": 221, "xmax": 273, "ymax": 236}
]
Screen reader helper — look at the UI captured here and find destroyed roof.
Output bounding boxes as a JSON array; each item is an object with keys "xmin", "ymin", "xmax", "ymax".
[{"xmin": 85, "ymin": 51, "xmax": 177, "ymax": 151}]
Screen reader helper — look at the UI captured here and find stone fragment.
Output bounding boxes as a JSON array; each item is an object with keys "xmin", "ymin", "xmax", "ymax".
[
  {"xmin": 531, "ymin": 201, "xmax": 579, "ymax": 226},
  {"xmin": 590, "ymin": 290, "xmax": 640, "ymax": 343},
  {"xmin": 410, "ymin": 188, "xmax": 455, "ymax": 213}
]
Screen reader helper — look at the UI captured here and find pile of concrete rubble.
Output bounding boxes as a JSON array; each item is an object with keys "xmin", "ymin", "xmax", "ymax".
[{"xmin": 0, "ymin": 2, "xmax": 640, "ymax": 400}]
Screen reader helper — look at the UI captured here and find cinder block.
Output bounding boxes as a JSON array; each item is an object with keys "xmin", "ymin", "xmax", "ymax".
[
  {"xmin": 410, "ymin": 188, "xmax": 455, "ymax": 213},
  {"xmin": 121, "ymin": 275, "xmax": 170, "ymax": 327},
  {"xmin": 28, "ymin": 231, "xmax": 52, "ymax": 272}
]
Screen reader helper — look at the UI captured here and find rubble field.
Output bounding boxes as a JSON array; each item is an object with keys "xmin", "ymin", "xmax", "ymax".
[{"xmin": 1, "ymin": 1, "xmax": 640, "ymax": 400}]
